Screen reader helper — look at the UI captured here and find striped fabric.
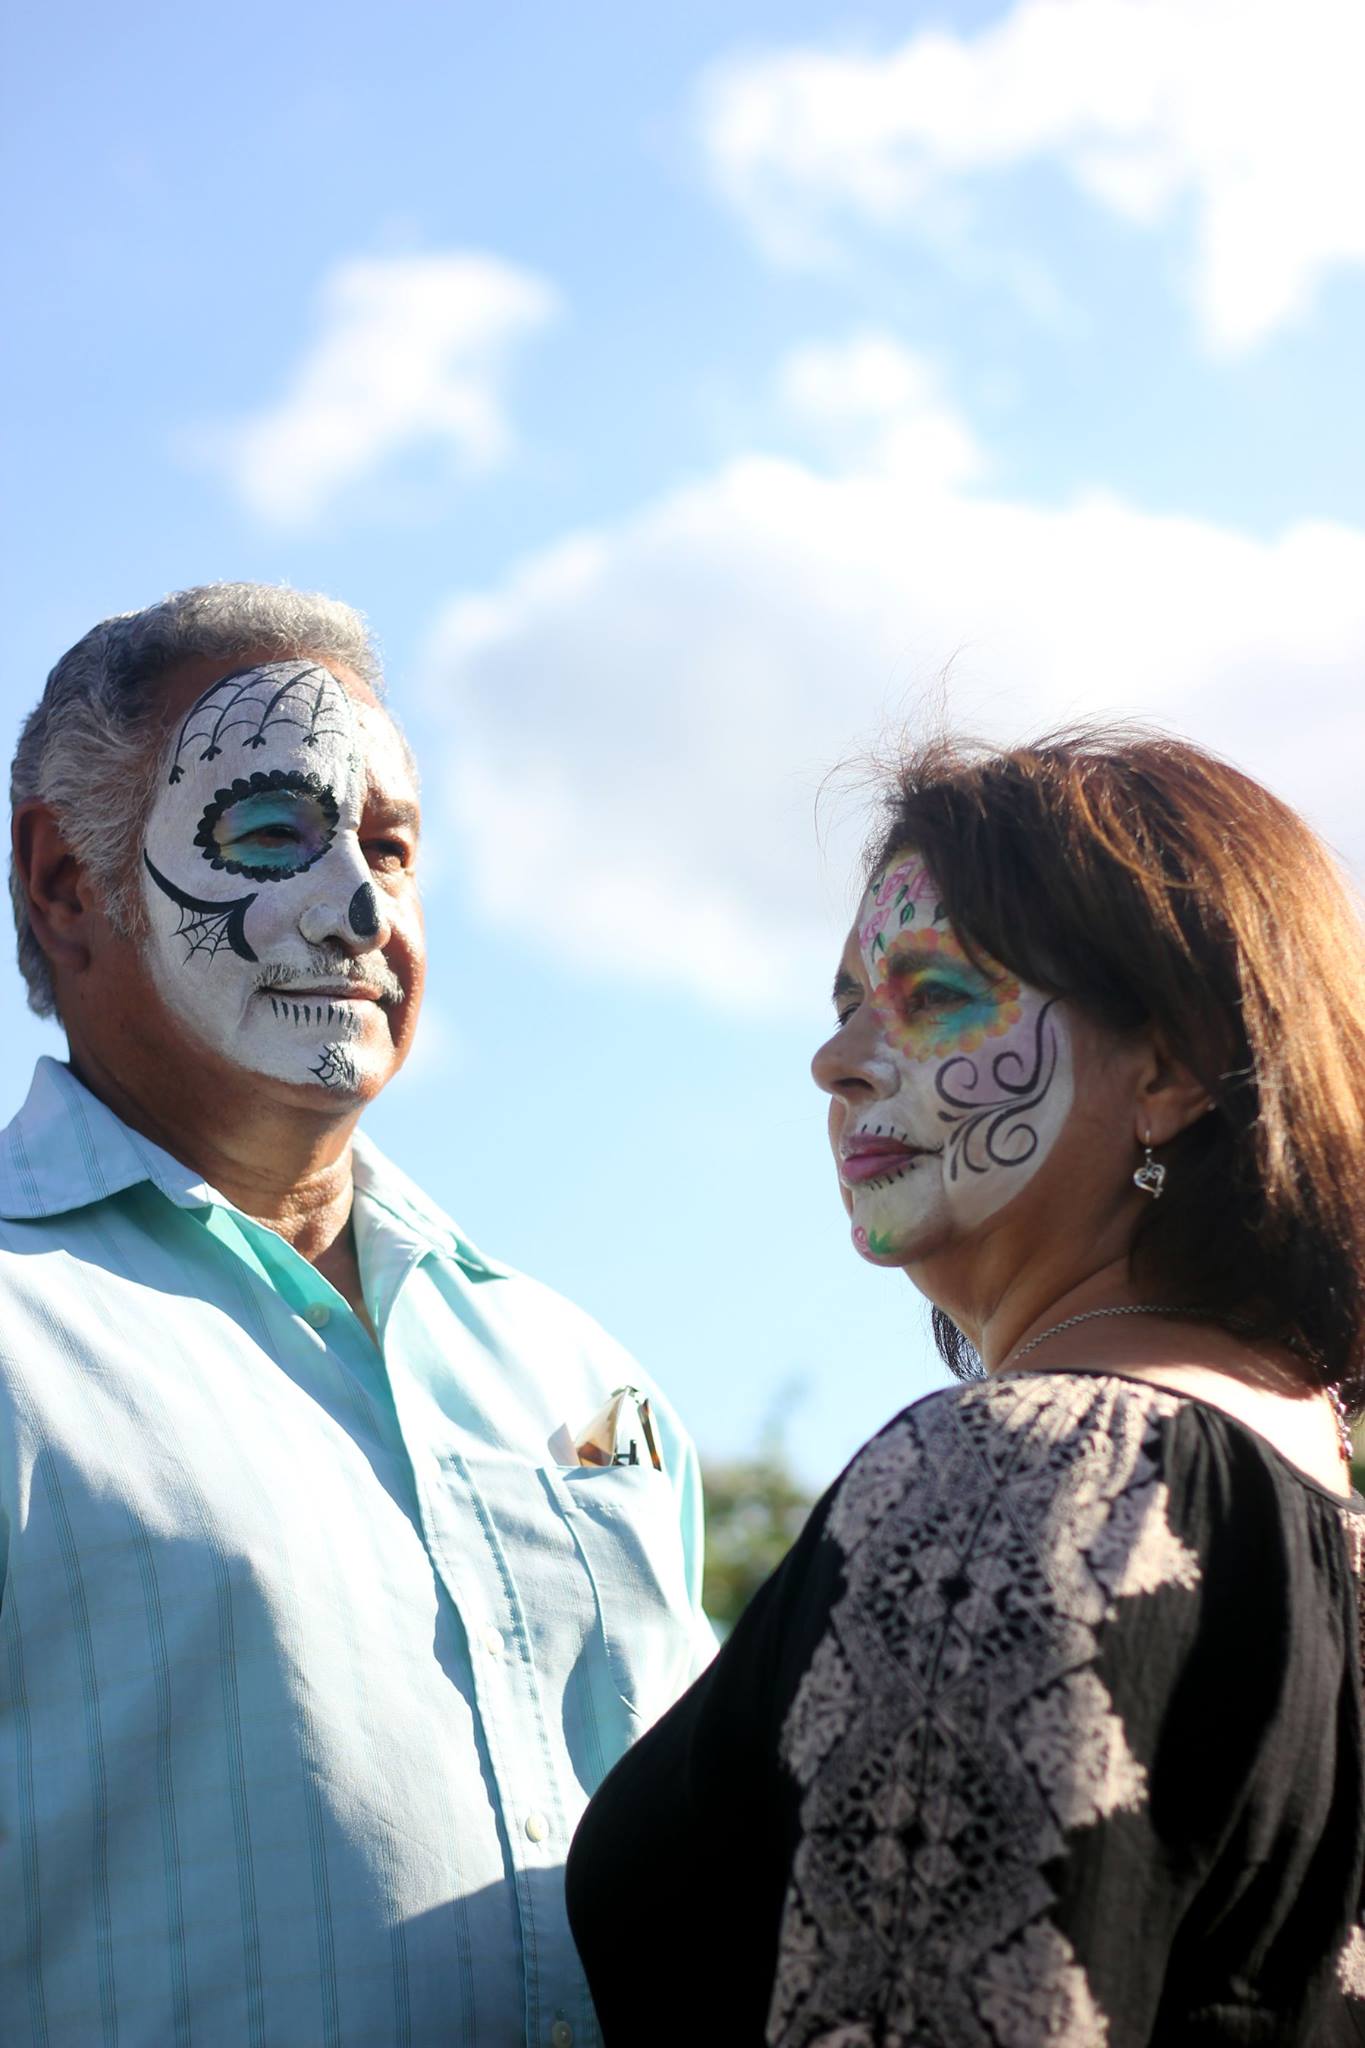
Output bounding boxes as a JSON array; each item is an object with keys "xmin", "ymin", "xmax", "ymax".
[{"xmin": 0, "ymin": 1057, "xmax": 713, "ymax": 2048}]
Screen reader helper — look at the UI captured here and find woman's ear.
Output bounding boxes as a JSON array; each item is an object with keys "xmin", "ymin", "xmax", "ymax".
[{"xmin": 1134, "ymin": 1028, "xmax": 1214, "ymax": 1147}]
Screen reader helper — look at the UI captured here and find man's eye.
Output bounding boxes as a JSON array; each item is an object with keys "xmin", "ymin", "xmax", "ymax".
[
  {"xmin": 236, "ymin": 824, "xmax": 302, "ymax": 847},
  {"xmin": 365, "ymin": 838, "xmax": 411, "ymax": 870},
  {"xmin": 199, "ymin": 777, "xmax": 339, "ymax": 878}
]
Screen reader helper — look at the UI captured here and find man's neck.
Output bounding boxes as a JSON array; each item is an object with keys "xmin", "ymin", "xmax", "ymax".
[{"xmin": 66, "ymin": 1039, "xmax": 362, "ymax": 1267}]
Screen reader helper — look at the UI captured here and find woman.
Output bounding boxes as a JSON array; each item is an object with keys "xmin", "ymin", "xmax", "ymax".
[{"xmin": 566, "ymin": 727, "xmax": 1365, "ymax": 2047}]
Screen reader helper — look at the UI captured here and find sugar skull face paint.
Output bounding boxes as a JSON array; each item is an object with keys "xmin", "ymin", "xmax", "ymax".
[
  {"xmin": 814, "ymin": 854, "xmax": 1074, "ymax": 1264},
  {"xmin": 139, "ymin": 659, "xmax": 410, "ymax": 1095}
]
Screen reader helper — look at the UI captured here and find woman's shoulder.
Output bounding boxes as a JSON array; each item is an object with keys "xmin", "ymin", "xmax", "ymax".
[
  {"xmin": 818, "ymin": 1369, "xmax": 1365, "ymax": 1647},
  {"xmin": 825, "ymin": 1371, "xmax": 1201, "ymax": 1569}
]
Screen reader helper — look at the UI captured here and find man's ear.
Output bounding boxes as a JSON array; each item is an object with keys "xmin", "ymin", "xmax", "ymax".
[
  {"xmin": 12, "ymin": 799, "xmax": 94, "ymax": 982},
  {"xmin": 1135, "ymin": 1028, "xmax": 1214, "ymax": 1148}
]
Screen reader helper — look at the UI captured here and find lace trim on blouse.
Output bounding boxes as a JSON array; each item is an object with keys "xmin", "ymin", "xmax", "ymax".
[{"xmin": 769, "ymin": 1376, "xmax": 1201, "ymax": 2048}]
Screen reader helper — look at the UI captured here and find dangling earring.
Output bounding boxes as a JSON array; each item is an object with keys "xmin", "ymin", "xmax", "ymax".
[{"xmin": 1133, "ymin": 1129, "xmax": 1167, "ymax": 1199}]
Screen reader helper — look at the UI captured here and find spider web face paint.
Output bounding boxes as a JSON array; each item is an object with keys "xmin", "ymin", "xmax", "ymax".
[
  {"xmin": 140, "ymin": 660, "xmax": 398, "ymax": 1096},
  {"xmin": 166, "ymin": 662, "xmax": 355, "ymax": 781},
  {"xmin": 832, "ymin": 854, "xmax": 1074, "ymax": 1265}
]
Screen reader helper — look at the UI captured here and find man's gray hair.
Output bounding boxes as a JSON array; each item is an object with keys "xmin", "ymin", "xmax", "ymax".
[{"xmin": 10, "ymin": 581, "xmax": 384, "ymax": 1018}]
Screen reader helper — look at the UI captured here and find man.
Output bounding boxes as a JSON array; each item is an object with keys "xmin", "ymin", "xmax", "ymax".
[{"xmin": 2, "ymin": 583, "xmax": 712, "ymax": 2047}]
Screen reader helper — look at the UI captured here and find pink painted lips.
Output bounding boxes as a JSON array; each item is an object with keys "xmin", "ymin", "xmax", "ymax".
[{"xmin": 839, "ymin": 1131, "xmax": 933, "ymax": 1185}]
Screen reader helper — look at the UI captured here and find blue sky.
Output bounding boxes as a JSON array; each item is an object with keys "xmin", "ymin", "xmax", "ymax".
[{"xmin": 4, "ymin": 0, "xmax": 1365, "ymax": 1487}]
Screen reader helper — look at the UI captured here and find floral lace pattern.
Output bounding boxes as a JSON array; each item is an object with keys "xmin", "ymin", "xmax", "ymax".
[
  {"xmin": 768, "ymin": 1376, "xmax": 1201, "ymax": 2048},
  {"xmin": 1333, "ymin": 1512, "xmax": 1365, "ymax": 2002}
]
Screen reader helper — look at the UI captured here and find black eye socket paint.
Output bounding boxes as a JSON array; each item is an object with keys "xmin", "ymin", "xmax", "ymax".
[
  {"xmin": 194, "ymin": 770, "xmax": 340, "ymax": 882},
  {"xmin": 348, "ymin": 883, "xmax": 380, "ymax": 939}
]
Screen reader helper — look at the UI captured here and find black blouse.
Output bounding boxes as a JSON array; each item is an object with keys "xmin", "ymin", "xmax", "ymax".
[{"xmin": 567, "ymin": 1372, "xmax": 1365, "ymax": 2046}]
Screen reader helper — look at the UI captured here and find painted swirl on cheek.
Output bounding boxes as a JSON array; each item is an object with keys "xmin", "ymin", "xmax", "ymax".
[{"xmin": 934, "ymin": 999, "xmax": 1065, "ymax": 1178}]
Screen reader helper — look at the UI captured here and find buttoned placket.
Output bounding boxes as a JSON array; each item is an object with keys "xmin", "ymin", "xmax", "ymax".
[
  {"xmin": 352, "ymin": 1194, "xmax": 598, "ymax": 2048},
  {"xmin": 196, "ymin": 1191, "xmax": 596, "ymax": 2045},
  {"xmin": 377, "ymin": 1320, "xmax": 585, "ymax": 2041}
]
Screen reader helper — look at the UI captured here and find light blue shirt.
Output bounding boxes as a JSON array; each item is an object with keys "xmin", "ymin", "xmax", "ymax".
[{"xmin": 0, "ymin": 1058, "xmax": 713, "ymax": 2048}]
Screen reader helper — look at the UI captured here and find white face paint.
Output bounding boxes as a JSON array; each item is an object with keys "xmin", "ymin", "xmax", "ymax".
[
  {"xmin": 824, "ymin": 854, "xmax": 1074, "ymax": 1264},
  {"xmin": 140, "ymin": 659, "xmax": 400, "ymax": 1095}
]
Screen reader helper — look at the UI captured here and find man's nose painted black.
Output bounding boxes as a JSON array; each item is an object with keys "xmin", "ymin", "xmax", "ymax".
[{"xmin": 349, "ymin": 883, "xmax": 380, "ymax": 939}]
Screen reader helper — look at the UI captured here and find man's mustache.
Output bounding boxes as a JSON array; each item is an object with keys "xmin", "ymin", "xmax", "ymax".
[{"xmin": 255, "ymin": 950, "xmax": 406, "ymax": 1005}]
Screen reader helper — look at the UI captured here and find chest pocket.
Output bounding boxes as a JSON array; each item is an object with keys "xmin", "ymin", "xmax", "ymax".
[{"xmin": 541, "ymin": 1461, "xmax": 695, "ymax": 1737}]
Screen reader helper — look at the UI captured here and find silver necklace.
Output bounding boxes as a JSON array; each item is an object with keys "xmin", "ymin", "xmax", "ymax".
[
  {"xmin": 1008, "ymin": 1304, "xmax": 1354, "ymax": 1467},
  {"xmin": 1009, "ymin": 1304, "xmax": 1185, "ymax": 1363}
]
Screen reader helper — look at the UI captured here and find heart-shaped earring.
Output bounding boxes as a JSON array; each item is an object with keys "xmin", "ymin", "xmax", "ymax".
[{"xmin": 1133, "ymin": 1131, "xmax": 1167, "ymax": 1199}]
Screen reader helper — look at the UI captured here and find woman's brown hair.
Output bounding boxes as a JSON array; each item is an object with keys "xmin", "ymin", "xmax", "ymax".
[{"xmin": 867, "ymin": 726, "xmax": 1365, "ymax": 1404}]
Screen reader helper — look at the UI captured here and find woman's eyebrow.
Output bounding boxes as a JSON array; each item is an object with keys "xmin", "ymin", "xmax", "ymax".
[
  {"xmin": 832, "ymin": 968, "xmax": 862, "ymax": 1007},
  {"xmin": 882, "ymin": 938, "xmax": 960, "ymax": 965}
]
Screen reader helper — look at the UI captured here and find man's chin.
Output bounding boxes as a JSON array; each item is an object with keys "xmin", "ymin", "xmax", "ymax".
[{"xmin": 221, "ymin": 1028, "xmax": 398, "ymax": 1105}]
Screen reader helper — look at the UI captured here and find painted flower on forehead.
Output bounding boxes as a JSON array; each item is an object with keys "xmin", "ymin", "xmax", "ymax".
[{"xmin": 858, "ymin": 856, "xmax": 940, "ymax": 959}]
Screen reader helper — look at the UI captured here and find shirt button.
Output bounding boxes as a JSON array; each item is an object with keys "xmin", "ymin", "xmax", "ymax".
[
  {"xmin": 303, "ymin": 1302, "xmax": 331, "ymax": 1330},
  {"xmin": 550, "ymin": 2024, "xmax": 574, "ymax": 2048},
  {"xmin": 524, "ymin": 1811, "xmax": 549, "ymax": 1843},
  {"xmin": 482, "ymin": 1626, "xmax": 504, "ymax": 1658}
]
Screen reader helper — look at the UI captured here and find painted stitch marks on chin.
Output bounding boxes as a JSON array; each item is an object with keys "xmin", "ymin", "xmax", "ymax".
[
  {"xmin": 311, "ymin": 1044, "xmax": 361, "ymax": 1091},
  {"xmin": 935, "ymin": 999, "xmax": 1063, "ymax": 1181}
]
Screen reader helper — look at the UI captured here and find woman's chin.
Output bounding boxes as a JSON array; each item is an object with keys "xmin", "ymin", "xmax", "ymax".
[
  {"xmin": 849, "ymin": 1193, "xmax": 958, "ymax": 1272},
  {"xmin": 851, "ymin": 1217, "xmax": 913, "ymax": 1267}
]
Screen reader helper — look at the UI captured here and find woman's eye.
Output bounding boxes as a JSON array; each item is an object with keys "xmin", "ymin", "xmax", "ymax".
[
  {"xmin": 834, "ymin": 1003, "xmax": 860, "ymax": 1028},
  {"xmin": 906, "ymin": 980, "xmax": 970, "ymax": 1012}
]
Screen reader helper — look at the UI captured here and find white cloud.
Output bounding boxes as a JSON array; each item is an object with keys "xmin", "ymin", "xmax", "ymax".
[
  {"xmin": 776, "ymin": 332, "xmax": 983, "ymax": 487},
  {"xmin": 697, "ymin": 0, "xmax": 1365, "ymax": 351},
  {"xmin": 425, "ymin": 331, "xmax": 1365, "ymax": 1013},
  {"xmin": 200, "ymin": 252, "xmax": 558, "ymax": 525}
]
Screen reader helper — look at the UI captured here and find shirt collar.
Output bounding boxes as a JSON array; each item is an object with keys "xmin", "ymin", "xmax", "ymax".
[
  {"xmin": 350, "ymin": 1130, "xmax": 506, "ymax": 1280},
  {"xmin": 0, "ymin": 1057, "xmax": 220, "ymax": 1218},
  {"xmin": 0, "ymin": 1056, "xmax": 505, "ymax": 1280}
]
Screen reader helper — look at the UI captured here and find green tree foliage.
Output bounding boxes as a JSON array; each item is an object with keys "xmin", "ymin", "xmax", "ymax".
[{"xmin": 702, "ymin": 1419, "xmax": 816, "ymax": 1636}]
